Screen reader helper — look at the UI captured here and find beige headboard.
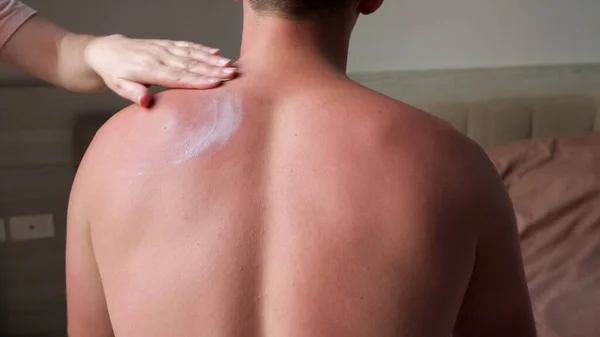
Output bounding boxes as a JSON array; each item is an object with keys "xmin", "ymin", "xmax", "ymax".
[
  {"xmin": 416, "ymin": 94, "xmax": 600, "ymax": 149},
  {"xmin": 352, "ymin": 63, "xmax": 600, "ymax": 149}
]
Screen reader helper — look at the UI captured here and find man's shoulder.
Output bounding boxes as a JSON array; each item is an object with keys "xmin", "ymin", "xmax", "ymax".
[
  {"xmin": 78, "ymin": 90, "xmax": 217, "ymax": 177},
  {"xmin": 327, "ymin": 82, "xmax": 485, "ymax": 177},
  {"xmin": 92, "ymin": 89, "xmax": 214, "ymax": 146},
  {"xmin": 370, "ymin": 97, "xmax": 502, "ymax": 206},
  {"xmin": 353, "ymin": 91, "xmax": 476, "ymax": 160},
  {"xmin": 340, "ymin": 82, "xmax": 461, "ymax": 140}
]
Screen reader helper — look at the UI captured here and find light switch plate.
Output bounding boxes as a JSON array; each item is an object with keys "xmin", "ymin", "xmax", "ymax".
[
  {"xmin": 0, "ymin": 218, "xmax": 6, "ymax": 242},
  {"xmin": 9, "ymin": 214, "xmax": 55, "ymax": 241}
]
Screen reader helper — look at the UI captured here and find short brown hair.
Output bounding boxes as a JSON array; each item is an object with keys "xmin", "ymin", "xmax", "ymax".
[{"xmin": 249, "ymin": 0, "xmax": 350, "ymax": 19}]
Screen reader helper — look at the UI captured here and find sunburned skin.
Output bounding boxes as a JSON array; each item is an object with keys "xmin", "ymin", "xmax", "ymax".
[{"xmin": 115, "ymin": 92, "xmax": 243, "ymax": 178}]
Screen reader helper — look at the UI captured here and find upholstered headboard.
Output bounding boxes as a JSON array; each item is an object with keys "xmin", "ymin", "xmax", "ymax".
[
  {"xmin": 416, "ymin": 94, "xmax": 600, "ymax": 149},
  {"xmin": 352, "ymin": 64, "xmax": 600, "ymax": 149}
]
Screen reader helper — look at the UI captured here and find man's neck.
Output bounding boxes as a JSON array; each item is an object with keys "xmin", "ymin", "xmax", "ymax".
[{"xmin": 237, "ymin": 10, "xmax": 354, "ymax": 75}]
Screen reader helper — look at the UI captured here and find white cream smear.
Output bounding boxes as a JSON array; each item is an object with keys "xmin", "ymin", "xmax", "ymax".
[
  {"xmin": 116, "ymin": 92, "xmax": 243, "ymax": 178},
  {"xmin": 172, "ymin": 94, "xmax": 243, "ymax": 165}
]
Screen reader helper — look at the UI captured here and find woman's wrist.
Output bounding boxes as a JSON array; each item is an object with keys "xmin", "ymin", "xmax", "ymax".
[{"xmin": 58, "ymin": 32, "xmax": 108, "ymax": 92}]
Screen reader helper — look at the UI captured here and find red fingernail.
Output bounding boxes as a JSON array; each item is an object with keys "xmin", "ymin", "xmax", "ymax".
[{"xmin": 140, "ymin": 95, "xmax": 152, "ymax": 107}]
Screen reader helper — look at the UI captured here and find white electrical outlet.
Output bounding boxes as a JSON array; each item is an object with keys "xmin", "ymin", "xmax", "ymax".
[
  {"xmin": 0, "ymin": 218, "xmax": 6, "ymax": 242},
  {"xmin": 9, "ymin": 214, "xmax": 55, "ymax": 241}
]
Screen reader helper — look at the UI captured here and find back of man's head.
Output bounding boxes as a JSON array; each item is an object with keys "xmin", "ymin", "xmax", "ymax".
[{"xmin": 248, "ymin": 0, "xmax": 358, "ymax": 19}]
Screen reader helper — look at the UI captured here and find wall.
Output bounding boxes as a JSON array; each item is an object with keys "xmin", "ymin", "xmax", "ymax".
[
  {"xmin": 349, "ymin": 0, "xmax": 600, "ymax": 72},
  {"xmin": 0, "ymin": 87, "xmax": 126, "ymax": 336}
]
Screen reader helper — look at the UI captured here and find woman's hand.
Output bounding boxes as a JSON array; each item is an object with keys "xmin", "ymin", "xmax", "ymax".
[
  {"xmin": 84, "ymin": 34, "xmax": 237, "ymax": 107},
  {"xmin": 0, "ymin": 16, "xmax": 237, "ymax": 106}
]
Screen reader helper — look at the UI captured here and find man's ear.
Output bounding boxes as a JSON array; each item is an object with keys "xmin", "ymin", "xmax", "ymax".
[{"xmin": 358, "ymin": 0, "xmax": 384, "ymax": 15}]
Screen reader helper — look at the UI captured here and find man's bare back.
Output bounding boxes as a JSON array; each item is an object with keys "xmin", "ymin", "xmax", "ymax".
[
  {"xmin": 67, "ymin": 70, "xmax": 535, "ymax": 337},
  {"xmin": 66, "ymin": 1, "xmax": 535, "ymax": 336}
]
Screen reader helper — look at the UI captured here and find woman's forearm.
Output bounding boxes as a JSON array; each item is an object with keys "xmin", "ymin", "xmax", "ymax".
[
  {"xmin": 0, "ymin": 15, "xmax": 107, "ymax": 92},
  {"xmin": 57, "ymin": 30, "xmax": 107, "ymax": 92}
]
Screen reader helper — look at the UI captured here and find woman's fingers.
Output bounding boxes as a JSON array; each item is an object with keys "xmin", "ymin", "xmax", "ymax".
[
  {"xmin": 137, "ymin": 66, "xmax": 225, "ymax": 89},
  {"xmin": 145, "ymin": 40, "xmax": 236, "ymax": 79},
  {"xmin": 160, "ymin": 56, "xmax": 237, "ymax": 79},
  {"xmin": 154, "ymin": 42, "xmax": 232, "ymax": 67},
  {"xmin": 105, "ymin": 78, "xmax": 153, "ymax": 107},
  {"xmin": 152, "ymin": 40, "xmax": 219, "ymax": 54}
]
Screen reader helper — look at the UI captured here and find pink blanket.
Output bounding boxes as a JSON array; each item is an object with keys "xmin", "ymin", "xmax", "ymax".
[{"xmin": 490, "ymin": 133, "xmax": 600, "ymax": 337}]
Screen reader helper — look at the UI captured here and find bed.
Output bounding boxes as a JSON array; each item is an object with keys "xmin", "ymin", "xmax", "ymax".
[{"xmin": 74, "ymin": 65, "xmax": 600, "ymax": 337}]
